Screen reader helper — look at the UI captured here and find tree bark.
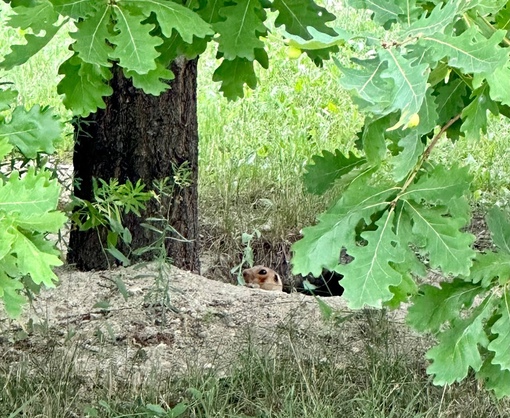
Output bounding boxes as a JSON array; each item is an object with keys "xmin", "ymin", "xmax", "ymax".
[{"xmin": 68, "ymin": 58, "xmax": 200, "ymax": 273}]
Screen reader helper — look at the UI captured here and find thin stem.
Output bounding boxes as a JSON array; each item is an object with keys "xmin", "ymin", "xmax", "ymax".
[{"xmin": 391, "ymin": 113, "xmax": 462, "ymax": 207}]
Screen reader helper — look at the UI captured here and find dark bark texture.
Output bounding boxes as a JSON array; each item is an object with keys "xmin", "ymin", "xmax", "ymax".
[{"xmin": 68, "ymin": 59, "xmax": 200, "ymax": 273}]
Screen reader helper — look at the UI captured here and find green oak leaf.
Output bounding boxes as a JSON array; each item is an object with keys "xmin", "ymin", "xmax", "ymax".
[
  {"xmin": 11, "ymin": 229, "xmax": 62, "ymax": 286},
  {"xmin": 404, "ymin": 202, "xmax": 475, "ymax": 276},
  {"xmin": 404, "ymin": 164, "xmax": 472, "ymax": 205},
  {"xmin": 253, "ymin": 47, "xmax": 269, "ymax": 69},
  {"xmin": 399, "ymin": 0, "xmax": 421, "ymax": 23},
  {"xmin": 434, "ymin": 78, "xmax": 468, "ymax": 126},
  {"xmin": 389, "ymin": 86, "xmax": 438, "ymax": 179},
  {"xmin": 384, "ymin": 238, "xmax": 427, "ymax": 309},
  {"xmin": 109, "ymin": 7, "xmax": 162, "ymax": 75},
  {"xmin": 428, "ymin": 62, "xmax": 450, "ymax": 87},
  {"xmin": 488, "ymin": 298, "xmax": 510, "ymax": 371},
  {"xmin": 0, "ymin": 138, "xmax": 14, "ymax": 161},
  {"xmin": 0, "ymin": 168, "xmax": 65, "ymax": 232},
  {"xmin": 0, "ymin": 86, "xmax": 18, "ymax": 113},
  {"xmin": 16, "ymin": 212, "xmax": 66, "ymax": 234},
  {"xmin": 0, "ymin": 105, "xmax": 62, "ymax": 158},
  {"xmin": 0, "ymin": 270, "xmax": 26, "ymax": 319},
  {"xmin": 460, "ymin": 86, "xmax": 498, "ymax": 140},
  {"xmin": 360, "ymin": 116, "xmax": 390, "ymax": 163},
  {"xmin": 405, "ymin": 1, "xmax": 459, "ymax": 38},
  {"xmin": 286, "ymin": 26, "xmax": 352, "ymax": 51},
  {"xmin": 27, "ymin": 231, "xmax": 61, "ymax": 257},
  {"xmin": 0, "ymin": 21, "xmax": 65, "ymax": 70},
  {"xmin": 448, "ymin": 196, "xmax": 472, "ymax": 224},
  {"xmin": 303, "ymin": 150, "xmax": 365, "ymax": 195},
  {"xmin": 71, "ymin": 2, "xmax": 113, "ymax": 67},
  {"xmin": 156, "ymin": 32, "xmax": 188, "ymax": 66},
  {"xmin": 379, "ymin": 49, "xmax": 429, "ymax": 129},
  {"xmin": 486, "ymin": 207, "xmax": 510, "ymax": 254},
  {"xmin": 394, "ymin": 201, "xmax": 426, "ymax": 247},
  {"xmin": 469, "ymin": 251, "xmax": 510, "ymax": 287},
  {"xmin": 406, "ymin": 279, "xmax": 481, "ymax": 333},
  {"xmin": 122, "ymin": 0, "xmax": 213, "ymax": 43},
  {"xmin": 337, "ymin": 211, "xmax": 404, "ymax": 309},
  {"xmin": 0, "ymin": 218, "xmax": 16, "ymax": 260},
  {"xmin": 57, "ymin": 55, "xmax": 113, "ymax": 116},
  {"xmin": 390, "ymin": 132, "xmax": 425, "ymax": 181},
  {"xmin": 0, "ymin": 252, "xmax": 18, "ymax": 280},
  {"xmin": 495, "ymin": 3, "xmax": 510, "ymax": 33},
  {"xmin": 304, "ymin": 45, "xmax": 339, "ymax": 65},
  {"xmin": 271, "ymin": 0, "xmax": 337, "ymax": 40},
  {"xmin": 478, "ymin": 357, "xmax": 510, "ymax": 399},
  {"xmin": 49, "ymin": 0, "xmax": 101, "ymax": 18},
  {"xmin": 124, "ymin": 63, "xmax": 174, "ymax": 96},
  {"xmin": 292, "ymin": 170, "xmax": 397, "ymax": 277},
  {"xmin": 339, "ymin": 57, "xmax": 393, "ymax": 115},
  {"xmin": 426, "ymin": 297, "xmax": 494, "ymax": 385},
  {"xmin": 7, "ymin": 0, "xmax": 58, "ymax": 32},
  {"xmin": 384, "ymin": 271, "xmax": 418, "ymax": 309},
  {"xmin": 214, "ymin": 0, "xmax": 267, "ymax": 60},
  {"xmin": 196, "ymin": 0, "xmax": 227, "ymax": 23},
  {"xmin": 486, "ymin": 64, "xmax": 510, "ymax": 106},
  {"xmin": 212, "ymin": 57, "xmax": 258, "ymax": 99},
  {"xmin": 421, "ymin": 28, "xmax": 508, "ymax": 75},
  {"xmin": 414, "ymin": 87, "xmax": 439, "ymax": 135},
  {"xmin": 472, "ymin": 0, "xmax": 508, "ymax": 16},
  {"xmin": 176, "ymin": 35, "xmax": 211, "ymax": 61},
  {"xmin": 347, "ymin": 0, "xmax": 402, "ymax": 28},
  {"xmin": 392, "ymin": 209, "xmax": 428, "ymax": 278}
]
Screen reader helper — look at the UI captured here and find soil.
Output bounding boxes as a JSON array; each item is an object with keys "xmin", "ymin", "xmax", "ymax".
[
  {"xmin": 0, "ymin": 263, "xmax": 357, "ymax": 379},
  {"xmin": 0, "ymin": 257, "xmax": 430, "ymax": 396}
]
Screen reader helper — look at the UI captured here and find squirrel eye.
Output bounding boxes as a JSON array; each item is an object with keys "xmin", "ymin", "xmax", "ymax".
[{"xmin": 259, "ymin": 269, "xmax": 267, "ymax": 275}]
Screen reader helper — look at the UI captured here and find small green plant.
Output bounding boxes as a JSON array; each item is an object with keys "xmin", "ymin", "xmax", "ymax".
[
  {"xmin": 70, "ymin": 177, "xmax": 153, "ymax": 266},
  {"xmin": 132, "ymin": 172, "xmax": 192, "ymax": 321},
  {"xmin": 230, "ymin": 229, "xmax": 261, "ymax": 285},
  {"xmin": 0, "ymin": 83, "xmax": 66, "ymax": 318},
  {"xmin": 70, "ymin": 161, "xmax": 192, "ymax": 269}
]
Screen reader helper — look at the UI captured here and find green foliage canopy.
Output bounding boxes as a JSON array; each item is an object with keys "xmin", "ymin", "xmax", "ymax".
[
  {"xmin": 291, "ymin": 0, "xmax": 510, "ymax": 397},
  {"xmin": 0, "ymin": 0, "xmax": 339, "ymax": 116}
]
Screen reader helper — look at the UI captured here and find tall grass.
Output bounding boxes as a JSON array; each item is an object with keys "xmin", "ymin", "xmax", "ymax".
[{"xmin": 197, "ymin": 54, "xmax": 361, "ymax": 250}]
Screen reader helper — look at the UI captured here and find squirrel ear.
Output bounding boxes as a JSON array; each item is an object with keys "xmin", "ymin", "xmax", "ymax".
[{"xmin": 274, "ymin": 274, "xmax": 281, "ymax": 283}]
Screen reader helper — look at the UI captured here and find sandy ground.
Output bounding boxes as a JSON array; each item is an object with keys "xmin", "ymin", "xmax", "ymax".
[{"xmin": 2, "ymin": 263, "xmax": 386, "ymax": 383}]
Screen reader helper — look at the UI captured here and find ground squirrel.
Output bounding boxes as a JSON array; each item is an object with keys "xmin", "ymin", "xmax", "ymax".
[{"xmin": 242, "ymin": 266, "xmax": 283, "ymax": 291}]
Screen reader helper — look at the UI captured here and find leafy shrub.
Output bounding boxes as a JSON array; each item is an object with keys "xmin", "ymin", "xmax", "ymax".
[
  {"xmin": 291, "ymin": 1, "xmax": 510, "ymax": 397},
  {"xmin": 0, "ymin": 84, "xmax": 66, "ymax": 317}
]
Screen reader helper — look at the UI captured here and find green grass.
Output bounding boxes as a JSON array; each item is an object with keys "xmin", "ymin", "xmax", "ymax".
[
  {"xmin": 1, "ymin": 309, "xmax": 508, "ymax": 417},
  {"xmin": 197, "ymin": 45, "xmax": 361, "ymax": 248}
]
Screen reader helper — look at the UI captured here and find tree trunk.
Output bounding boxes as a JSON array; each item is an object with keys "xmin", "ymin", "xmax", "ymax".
[{"xmin": 68, "ymin": 58, "xmax": 200, "ymax": 273}]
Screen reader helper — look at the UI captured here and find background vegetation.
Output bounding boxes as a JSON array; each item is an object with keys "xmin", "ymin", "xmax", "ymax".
[{"xmin": 2, "ymin": 1, "xmax": 510, "ymax": 416}]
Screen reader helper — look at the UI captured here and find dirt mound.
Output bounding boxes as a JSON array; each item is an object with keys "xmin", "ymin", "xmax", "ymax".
[{"xmin": 1, "ymin": 263, "xmax": 358, "ymax": 381}]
